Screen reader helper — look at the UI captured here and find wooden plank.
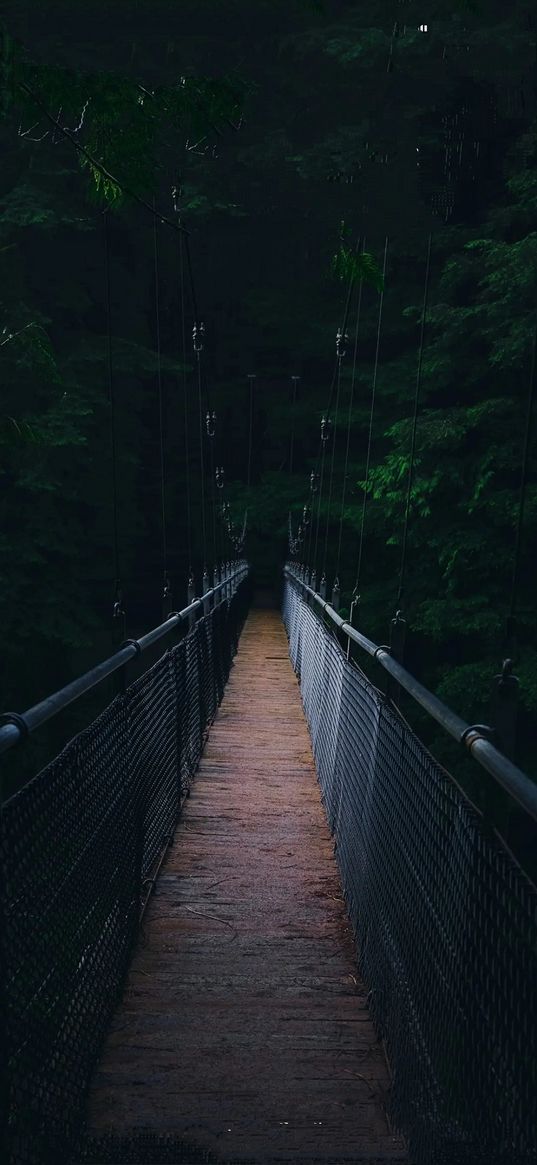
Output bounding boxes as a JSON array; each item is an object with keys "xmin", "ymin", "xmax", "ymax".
[{"xmin": 85, "ymin": 609, "xmax": 407, "ymax": 1162}]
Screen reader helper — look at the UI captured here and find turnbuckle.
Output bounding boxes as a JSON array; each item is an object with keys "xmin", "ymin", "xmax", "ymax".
[
  {"xmin": 336, "ymin": 328, "xmax": 349, "ymax": 359},
  {"xmin": 192, "ymin": 321, "xmax": 205, "ymax": 353}
]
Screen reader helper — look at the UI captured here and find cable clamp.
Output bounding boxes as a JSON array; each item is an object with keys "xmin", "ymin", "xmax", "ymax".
[
  {"xmin": 460, "ymin": 723, "xmax": 495, "ymax": 750},
  {"xmin": 119, "ymin": 638, "xmax": 142, "ymax": 657},
  {"xmin": 374, "ymin": 645, "xmax": 390, "ymax": 662},
  {"xmin": 0, "ymin": 711, "xmax": 30, "ymax": 742},
  {"xmin": 206, "ymin": 410, "xmax": 216, "ymax": 438},
  {"xmin": 495, "ymin": 658, "xmax": 519, "ymax": 690}
]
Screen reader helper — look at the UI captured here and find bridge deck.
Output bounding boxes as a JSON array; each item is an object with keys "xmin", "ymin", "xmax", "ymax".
[{"xmin": 85, "ymin": 609, "xmax": 407, "ymax": 1162}]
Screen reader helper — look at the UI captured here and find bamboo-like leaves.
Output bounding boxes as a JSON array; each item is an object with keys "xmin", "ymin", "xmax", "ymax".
[{"xmin": 331, "ymin": 223, "xmax": 384, "ymax": 292}]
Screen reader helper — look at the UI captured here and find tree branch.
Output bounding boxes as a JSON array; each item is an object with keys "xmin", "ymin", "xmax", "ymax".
[{"xmin": 18, "ymin": 81, "xmax": 190, "ymax": 236}]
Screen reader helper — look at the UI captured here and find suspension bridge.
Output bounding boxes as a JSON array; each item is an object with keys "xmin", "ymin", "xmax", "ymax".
[
  {"xmin": 1, "ymin": 558, "xmax": 536, "ymax": 1165},
  {"xmin": 1, "ymin": 206, "xmax": 536, "ymax": 1165}
]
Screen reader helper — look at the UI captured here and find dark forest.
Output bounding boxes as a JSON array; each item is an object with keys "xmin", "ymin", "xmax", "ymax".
[
  {"xmin": 2, "ymin": 0, "xmax": 536, "ymax": 848},
  {"xmin": 1, "ymin": 4, "xmax": 537, "ymax": 1164}
]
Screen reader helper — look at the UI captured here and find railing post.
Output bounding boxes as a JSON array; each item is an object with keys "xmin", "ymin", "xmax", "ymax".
[
  {"xmin": 310, "ymin": 569, "xmax": 316, "ymax": 595},
  {"xmin": 202, "ymin": 567, "xmax": 210, "ymax": 615},
  {"xmin": 162, "ymin": 571, "xmax": 173, "ymax": 623},
  {"xmin": 331, "ymin": 578, "xmax": 340, "ymax": 612},
  {"xmin": 346, "ymin": 592, "xmax": 359, "ymax": 661},
  {"xmin": 187, "ymin": 572, "xmax": 196, "ymax": 630},
  {"xmin": 387, "ymin": 610, "xmax": 407, "ymax": 706},
  {"xmin": 490, "ymin": 658, "xmax": 519, "ymax": 761}
]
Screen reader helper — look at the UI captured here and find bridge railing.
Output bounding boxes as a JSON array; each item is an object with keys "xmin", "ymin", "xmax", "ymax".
[
  {"xmin": 283, "ymin": 565, "xmax": 537, "ymax": 1165},
  {"xmin": 0, "ymin": 562, "xmax": 250, "ymax": 1165},
  {"xmin": 284, "ymin": 565, "xmax": 537, "ymax": 824}
]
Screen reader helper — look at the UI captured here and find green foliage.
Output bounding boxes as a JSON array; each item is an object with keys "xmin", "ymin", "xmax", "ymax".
[
  {"xmin": 331, "ymin": 222, "xmax": 384, "ymax": 292},
  {"xmin": 1, "ymin": 0, "xmax": 536, "ymax": 816},
  {"xmin": 2, "ymin": 25, "xmax": 253, "ymax": 209},
  {"xmin": 62, "ymin": 334, "xmax": 190, "ymax": 377},
  {"xmin": 0, "ymin": 415, "xmax": 46, "ymax": 444}
]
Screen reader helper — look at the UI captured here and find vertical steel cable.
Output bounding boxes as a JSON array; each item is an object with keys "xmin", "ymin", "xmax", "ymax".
[
  {"xmin": 289, "ymin": 375, "xmax": 299, "ymax": 473},
  {"xmin": 507, "ymin": 308, "xmax": 537, "ymax": 644},
  {"xmin": 247, "ymin": 374, "xmax": 255, "ymax": 490},
  {"xmin": 153, "ymin": 199, "xmax": 168, "ymax": 600},
  {"xmin": 335, "ymin": 238, "xmax": 366, "ymax": 581},
  {"xmin": 354, "ymin": 236, "xmax": 389, "ymax": 596},
  {"xmin": 322, "ymin": 357, "xmax": 342, "ymax": 579},
  {"xmin": 313, "ymin": 429, "xmax": 328, "ymax": 580},
  {"xmin": 209, "ymin": 426, "xmax": 217, "ymax": 570},
  {"xmin": 183, "ymin": 234, "xmax": 199, "ymax": 327},
  {"xmin": 183, "ymin": 231, "xmax": 207, "ymax": 569},
  {"xmin": 197, "ymin": 349, "xmax": 207, "ymax": 569},
  {"xmin": 305, "ymin": 457, "xmax": 320, "ymax": 573},
  {"xmin": 103, "ymin": 208, "xmax": 125, "ymax": 631},
  {"xmin": 178, "ymin": 233, "xmax": 193, "ymax": 574},
  {"xmin": 396, "ymin": 232, "xmax": 432, "ymax": 609},
  {"xmin": 300, "ymin": 246, "xmax": 360, "ymax": 579}
]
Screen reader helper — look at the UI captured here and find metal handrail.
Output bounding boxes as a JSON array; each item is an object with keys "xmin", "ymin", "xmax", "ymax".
[
  {"xmin": 0, "ymin": 562, "xmax": 249, "ymax": 759},
  {"xmin": 285, "ymin": 564, "xmax": 537, "ymax": 825}
]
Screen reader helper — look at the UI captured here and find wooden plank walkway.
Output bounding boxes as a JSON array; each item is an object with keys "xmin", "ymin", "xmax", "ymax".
[{"xmin": 85, "ymin": 609, "xmax": 407, "ymax": 1163}]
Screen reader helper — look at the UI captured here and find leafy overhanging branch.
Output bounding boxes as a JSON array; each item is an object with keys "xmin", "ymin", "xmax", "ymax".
[
  {"xmin": 331, "ymin": 222, "xmax": 384, "ymax": 292},
  {"xmin": 1, "ymin": 26, "xmax": 252, "ymax": 216}
]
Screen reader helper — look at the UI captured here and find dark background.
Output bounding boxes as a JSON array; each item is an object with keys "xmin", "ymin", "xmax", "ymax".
[{"xmin": 1, "ymin": 0, "xmax": 536, "ymax": 868}]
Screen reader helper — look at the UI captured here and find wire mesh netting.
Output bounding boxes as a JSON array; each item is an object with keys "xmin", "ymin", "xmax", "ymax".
[
  {"xmin": 282, "ymin": 576, "xmax": 537, "ymax": 1165},
  {"xmin": 0, "ymin": 578, "xmax": 249, "ymax": 1165}
]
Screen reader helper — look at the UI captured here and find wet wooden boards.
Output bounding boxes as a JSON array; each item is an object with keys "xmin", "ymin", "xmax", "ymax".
[{"xmin": 85, "ymin": 609, "xmax": 407, "ymax": 1163}]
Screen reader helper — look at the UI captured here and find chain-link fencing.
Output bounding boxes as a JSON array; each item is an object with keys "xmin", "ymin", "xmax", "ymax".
[
  {"xmin": 283, "ymin": 575, "xmax": 537, "ymax": 1165},
  {"xmin": 0, "ymin": 576, "xmax": 250, "ymax": 1165}
]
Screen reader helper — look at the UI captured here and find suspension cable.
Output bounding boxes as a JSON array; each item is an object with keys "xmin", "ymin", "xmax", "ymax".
[
  {"xmin": 312, "ymin": 417, "xmax": 330, "ymax": 581},
  {"xmin": 196, "ymin": 335, "xmax": 207, "ymax": 571},
  {"xmin": 305, "ymin": 461, "xmax": 319, "ymax": 572},
  {"xmin": 354, "ymin": 236, "xmax": 389, "ymax": 597},
  {"xmin": 335, "ymin": 237, "xmax": 366, "ymax": 582},
  {"xmin": 153, "ymin": 199, "xmax": 169, "ymax": 605},
  {"xmin": 103, "ymin": 208, "xmax": 125, "ymax": 631},
  {"xmin": 508, "ymin": 307, "xmax": 537, "ymax": 643},
  {"xmin": 247, "ymin": 374, "xmax": 255, "ymax": 490},
  {"xmin": 183, "ymin": 234, "xmax": 200, "ymax": 325},
  {"xmin": 396, "ymin": 232, "xmax": 432, "ymax": 610},
  {"xmin": 297, "ymin": 239, "xmax": 364, "ymax": 575},
  {"xmin": 289, "ymin": 375, "xmax": 299, "ymax": 473},
  {"xmin": 215, "ymin": 462, "xmax": 225, "ymax": 566},
  {"xmin": 178, "ymin": 232, "xmax": 193, "ymax": 576},
  {"xmin": 208, "ymin": 416, "xmax": 217, "ymax": 571},
  {"xmin": 322, "ymin": 354, "xmax": 343, "ymax": 580}
]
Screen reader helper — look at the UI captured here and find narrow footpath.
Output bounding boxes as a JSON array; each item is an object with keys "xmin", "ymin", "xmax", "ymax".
[{"xmin": 84, "ymin": 608, "xmax": 407, "ymax": 1163}]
